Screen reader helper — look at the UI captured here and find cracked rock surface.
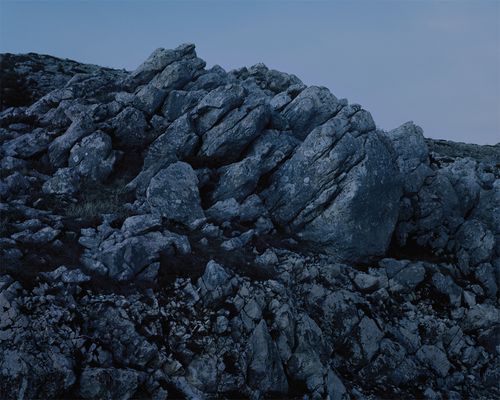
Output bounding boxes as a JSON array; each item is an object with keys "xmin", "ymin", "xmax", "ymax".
[{"xmin": 1, "ymin": 44, "xmax": 499, "ymax": 399}]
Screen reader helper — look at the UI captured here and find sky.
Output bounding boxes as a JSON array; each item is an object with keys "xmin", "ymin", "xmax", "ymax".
[{"xmin": 1, "ymin": 0, "xmax": 499, "ymax": 145}]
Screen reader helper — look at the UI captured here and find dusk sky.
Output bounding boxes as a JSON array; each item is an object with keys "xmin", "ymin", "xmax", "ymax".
[{"xmin": 1, "ymin": 0, "xmax": 498, "ymax": 144}]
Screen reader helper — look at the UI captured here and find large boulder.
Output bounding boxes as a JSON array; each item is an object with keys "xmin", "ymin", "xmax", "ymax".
[
  {"xmin": 124, "ymin": 43, "xmax": 198, "ymax": 89},
  {"xmin": 262, "ymin": 105, "xmax": 402, "ymax": 262},
  {"xmin": 146, "ymin": 161, "xmax": 205, "ymax": 227},
  {"xmin": 69, "ymin": 131, "xmax": 118, "ymax": 182},
  {"xmin": 198, "ymin": 95, "xmax": 271, "ymax": 164},
  {"xmin": 48, "ymin": 116, "xmax": 95, "ymax": 167},
  {"xmin": 282, "ymin": 86, "xmax": 344, "ymax": 139}
]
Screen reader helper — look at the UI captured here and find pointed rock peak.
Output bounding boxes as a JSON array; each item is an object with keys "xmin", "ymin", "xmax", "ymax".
[{"xmin": 127, "ymin": 43, "xmax": 200, "ymax": 88}]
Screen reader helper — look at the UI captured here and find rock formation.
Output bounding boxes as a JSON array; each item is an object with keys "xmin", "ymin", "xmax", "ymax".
[{"xmin": 0, "ymin": 44, "xmax": 498, "ymax": 399}]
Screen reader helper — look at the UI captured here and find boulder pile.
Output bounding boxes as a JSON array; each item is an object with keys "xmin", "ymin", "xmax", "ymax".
[{"xmin": 0, "ymin": 45, "xmax": 498, "ymax": 399}]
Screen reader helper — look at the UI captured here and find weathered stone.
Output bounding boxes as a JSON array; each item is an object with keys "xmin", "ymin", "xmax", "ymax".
[
  {"xmin": 79, "ymin": 367, "xmax": 140, "ymax": 400},
  {"xmin": 49, "ymin": 116, "xmax": 95, "ymax": 167},
  {"xmin": 69, "ymin": 131, "xmax": 118, "ymax": 182},
  {"xmin": 42, "ymin": 167, "xmax": 80, "ymax": 195},
  {"xmin": 111, "ymin": 107, "xmax": 148, "ymax": 147},
  {"xmin": 247, "ymin": 320, "xmax": 288, "ymax": 394},
  {"xmin": 281, "ymin": 86, "xmax": 344, "ymax": 140},
  {"xmin": 146, "ymin": 161, "xmax": 204, "ymax": 227},
  {"xmin": 416, "ymin": 345, "xmax": 451, "ymax": 377},
  {"xmin": 263, "ymin": 113, "xmax": 402, "ymax": 262}
]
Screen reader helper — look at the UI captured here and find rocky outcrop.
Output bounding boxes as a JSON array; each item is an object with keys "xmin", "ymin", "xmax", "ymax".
[{"xmin": 0, "ymin": 44, "xmax": 498, "ymax": 400}]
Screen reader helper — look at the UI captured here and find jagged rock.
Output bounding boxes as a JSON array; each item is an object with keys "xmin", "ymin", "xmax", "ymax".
[
  {"xmin": 416, "ymin": 345, "xmax": 451, "ymax": 378},
  {"xmin": 474, "ymin": 263, "xmax": 498, "ymax": 298},
  {"xmin": 247, "ymin": 320, "xmax": 288, "ymax": 394},
  {"xmin": 386, "ymin": 121, "xmax": 431, "ymax": 193},
  {"xmin": 146, "ymin": 161, "xmax": 204, "ymax": 227},
  {"xmin": 210, "ymin": 130, "xmax": 299, "ymax": 203},
  {"xmin": 121, "ymin": 214, "xmax": 162, "ymax": 236},
  {"xmin": 431, "ymin": 272, "xmax": 463, "ymax": 307},
  {"xmin": 79, "ymin": 367, "xmax": 140, "ymax": 400},
  {"xmin": 111, "ymin": 106, "xmax": 148, "ymax": 147},
  {"xmin": 2, "ymin": 128, "xmax": 51, "ymax": 158},
  {"xmin": 191, "ymin": 84, "xmax": 246, "ymax": 133},
  {"xmin": 48, "ymin": 116, "xmax": 95, "ymax": 167},
  {"xmin": 125, "ymin": 43, "xmax": 197, "ymax": 88},
  {"xmin": 186, "ymin": 355, "xmax": 219, "ymax": 393},
  {"xmin": 389, "ymin": 262, "xmax": 426, "ymax": 294},
  {"xmin": 206, "ymin": 198, "xmax": 240, "ymax": 222},
  {"xmin": 197, "ymin": 260, "xmax": 232, "ymax": 304},
  {"xmin": 42, "ymin": 266, "xmax": 91, "ymax": 283},
  {"xmin": 162, "ymin": 89, "xmax": 206, "ymax": 121},
  {"xmin": 42, "ymin": 167, "xmax": 80, "ymax": 195},
  {"xmin": 455, "ymin": 220, "xmax": 494, "ymax": 266},
  {"xmin": 133, "ymin": 84, "xmax": 167, "ymax": 115},
  {"xmin": 198, "ymin": 96, "xmax": 271, "ymax": 163},
  {"xmin": 81, "ymin": 224, "xmax": 190, "ymax": 281},
  {"xmin": 281, "ymin": 86, "xmax": 343, "ymax": 139},
  {"xmin": 1, "ymin": 43, "xmax": 499, "ymax": 400},
  {"xmin": 69, "ymin": 131, "xmax": 118, "ymax": 182},
  {"xmin": 263, "ymin": 112, "xmax": 402, "ymax": 262}
]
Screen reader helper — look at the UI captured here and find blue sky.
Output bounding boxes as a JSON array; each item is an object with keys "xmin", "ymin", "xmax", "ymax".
[{"xmin": 1, "ymin": 0, "xmax": 498, "ymax": 144}]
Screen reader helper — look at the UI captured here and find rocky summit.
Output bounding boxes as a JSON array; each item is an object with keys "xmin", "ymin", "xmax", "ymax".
[{"xmin": 0, "ymin": 44, "xmax": 499, "ymax": 400}]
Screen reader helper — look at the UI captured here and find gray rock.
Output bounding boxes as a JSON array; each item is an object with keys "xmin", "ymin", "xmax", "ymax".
[
  {"xmin": 197, "ymin": 260, "xmax": 232, "ymax": 304},
  {"xmin": 121, "ymin": 214, "xmax": 162, "ymax": 236},
  {"xmin": 462, "ymin": 304, "xmax": 500, "ymax": 332},
  {"xmin": 416, "ymin": 345, "xmax": 451, "ymax": 377},
  {"xmin": 133, "ymin": 83, "xmax": 167, "ymax": 115},
  {"xmin": 191, "ymin": 84, "xmax": 246, "ymax": 132},
  {"xmin": 456, "ymin": 219, "xmax": 494, "ymax": 266},
  {"xmin": 150, "ymin": 56, "xmax": 206, "ymax": 91},
  {"xmin": 11, "ymin": 226, "xmax": 60, "ymax": 245},
  {"xmin": 125, "ymin": 43, "xmax": 197, "ymax": 87},
  {"xmin": 130, "ymin": 115, "xmax": 199, "ymax": 194},
  {"xmin": 386, "ymin": 121, "xmax": 431, "ymax": 193},
  {"xmin": 111, "ymin": 107, "xmax": 148, "ymax": 147},
  {"xmin": 42, "ymin": 266, "xmax": 91, "ymax": 283},
  {"xmin": 357, "ymin": 316, "xmax": 384, "ymax": 361},
  {"xmin": 431, "ymin": 272, "xmax": 463, "ymax": 307},
  {"xmin": 287, "ymin": 314, "xmax": 329, "ymax": 393},
  {"xmin": 198, "ymin": 98, "xmax": 270, "ymax": 163},
  {"xmin": 162, "ymin": 89, "xmax": 206, "ymax": 121},
  {"xmin": 263, "ymin": 112, "xmax": 402, "ymax": 262},
  {"xmin": 255, "ymin": 249, "xmax": 279, "ymax": 266},
  {"xmin": 146, "ymin": 161, "xmax": 204, "ymax": 227},
  {"xmin": 210, "ymin": 130, "xmax": 298, "ymax": 203},
  {"xmin": 0, "ymin": 156, "xmax": 27, "ymax": 174},
  {"xmin": 247, "ymin": 320, "xmax": 288, "ymax": 394},
  {"xmin": 239, "ymin": 194, "xmax": 267, "ymax": 223},
  {"xmin": 326, "ymin": 369, "xmax": 348, "ymax": 400},
  {"xmin": 281, "ymin": 86, "xmax": 344, "ymax": 140},
  {"xmin": 49, "ymin": 116, "xmax": 95, "ymax": 167},
  {"xmin": 389, "ymin": 263, "xmax": 426, "ymax": 294},
  {"xmin": 474, "ymin": 263, "xmax": 498, "ymax": 298},
  {"xmin": 186, "ymin": 355, "xmax": 219, "ymax": 393},
  {"xmin": 69, "ymin": 131, "xmax": 118, "ymax": 182},
  {"xmin": 79, "ymin": 367, "xmax": 140, "ymax": 400},
  {"xmin": 2, "ymin": 128, "xmax": 50, "ymax": 159},
  {"xmin": 81, "ymin": 228, "xmax": 190, "ymax": 281},
  {"xmin": 42, "ymin": 167, "xmax": 80, "ymax": 195},
  {"xmin": 353, "ymin": 272, "xmax": 383, "ymax": 292},
  {"xmin": 206, "ymin": 198, "xmax": 240, "ymax": 222}
]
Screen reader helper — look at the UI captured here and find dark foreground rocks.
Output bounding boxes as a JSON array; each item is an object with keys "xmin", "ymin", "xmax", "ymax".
[{"xmin": 1, "ymin": 45, "xmax": 499, "ymax": 399}]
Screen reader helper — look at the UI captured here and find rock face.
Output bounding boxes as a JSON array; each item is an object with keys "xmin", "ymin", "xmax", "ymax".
[{"xmin": 0, "ymin": 44, "xmax": 499, "ymax": 400}]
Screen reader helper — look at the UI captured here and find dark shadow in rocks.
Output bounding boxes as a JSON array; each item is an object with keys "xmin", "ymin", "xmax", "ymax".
[{"xmin": 386, "ymin": 235, "xmax": 452, "ymax": 264}]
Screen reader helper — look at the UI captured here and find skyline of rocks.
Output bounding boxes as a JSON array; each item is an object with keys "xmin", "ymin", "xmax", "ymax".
[{"xmin": 0, "ymin": 44, "xmax": 498, "ymax": 399}]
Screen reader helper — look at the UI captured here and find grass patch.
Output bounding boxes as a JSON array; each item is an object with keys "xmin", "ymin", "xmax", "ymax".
[{"xmin": 64, "ymin": 180, "xmax": 135, "ymax": 222}]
